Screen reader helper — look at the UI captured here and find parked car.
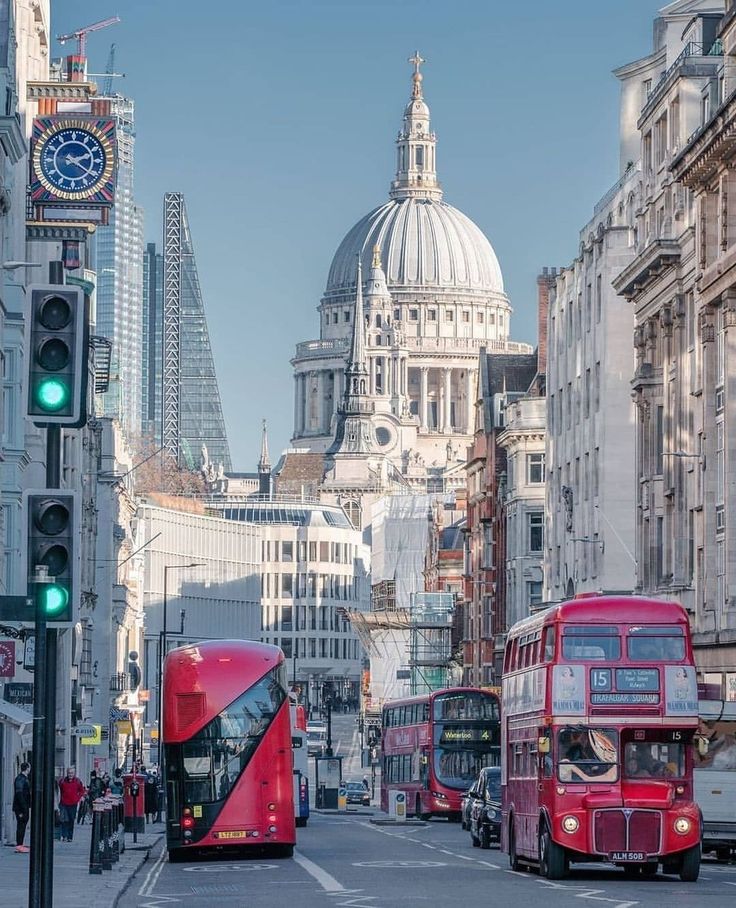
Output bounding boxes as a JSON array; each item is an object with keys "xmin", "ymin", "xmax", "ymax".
[
  {"xmin": 461, "ymin": 783, "xmax": 478, "ymax": 830},
  {"xmin": 468, "ymin": 766, "xmax": 501, "ymax": 849},
  {"xmin": 344, "ymin": 780, "xmax": 370, "ymax": 806}
]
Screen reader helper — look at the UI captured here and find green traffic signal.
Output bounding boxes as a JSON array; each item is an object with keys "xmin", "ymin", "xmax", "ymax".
[
  {"xmin": 39, "ymin": 583, "xmax": 69, "ymax": 617},
  {"xmin": 35, "ymin": 377, "xmax": 70, "ymax": 412}
]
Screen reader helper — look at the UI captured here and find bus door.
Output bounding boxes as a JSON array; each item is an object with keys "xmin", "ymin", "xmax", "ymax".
[{"xmin": 419, "ymin": 748, "xmax": 429, "ymax": 788}]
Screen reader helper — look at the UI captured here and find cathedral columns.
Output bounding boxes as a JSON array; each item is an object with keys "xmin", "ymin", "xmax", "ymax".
[
  {"xmin": 466, "ymin": 368, "xmax": 475, "ymax": 433},
  {"xmin": 333, "ymin": 370, "xmax": 341, "ymax": 416},
  {"xmin": 420, "ymin": 367, "xmax": 429, "ymax": 429},
  {"xmin": 294, "ymin": 373, "xmax": 302, "ymax": 436},
  {"xmin": 443, "ymin": 367, "xmax": 452, "ymax": 432}
]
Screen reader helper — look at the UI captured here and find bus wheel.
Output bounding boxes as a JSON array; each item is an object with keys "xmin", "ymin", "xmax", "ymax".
[
  {"xmin": 508, "ymin": 820, "xmax": 521, "ymax": 872},
  {"xmin": 679, "ymin": 844, "xmax": 701, "ymax": 882},
  {"xmin": 538, "ymin": 826, "xmax": 566, "ymax": 880},
  {"xmin": 273, "ymin": 844, "xmax": 295, "ymax": 858}
]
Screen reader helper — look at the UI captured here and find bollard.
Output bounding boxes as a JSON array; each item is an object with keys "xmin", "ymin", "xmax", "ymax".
[
  {"xmin": 117, "ymin": 798, "xmax": 125, "ymax": 854},
  {"xmin": 101, "ymin": 801, "xmax": 113, "ymax": 870},
  {"xmin": 89, "ymin": 800, "xmax": 104, "ymax": 874},
  {"xmin": 108, "ymin": 798, "xmax": 119, "ymax": 863}
]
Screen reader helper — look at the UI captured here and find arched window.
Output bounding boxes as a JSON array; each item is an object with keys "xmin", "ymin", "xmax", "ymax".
[{"xmin": 343, "ymin": 499, "xmax": 362, "ymax": 531}]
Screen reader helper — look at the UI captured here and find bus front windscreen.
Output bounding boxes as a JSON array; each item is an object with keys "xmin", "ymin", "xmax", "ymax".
[{"xmin": 432, "ymin": 723, "xmax": 499, "ymax": 789}]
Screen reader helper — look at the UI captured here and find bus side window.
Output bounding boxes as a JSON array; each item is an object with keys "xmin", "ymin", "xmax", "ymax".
[{"xmin": 543, "ymin": 627, "xmax": 555, "ymax": 661}]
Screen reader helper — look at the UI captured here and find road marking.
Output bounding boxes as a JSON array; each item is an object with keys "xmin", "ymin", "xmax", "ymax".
[
  {"xmin": 535, "ymin": 880, "xmax": 638, "ymax": 907},
  {"xmin": 138, "ymin": 843, "xmax": 167, "ymax": 896},
  {"xmin": 354, "ymin": 860, "xmax": 446, "ymax": 868},
  {"xmin": 293, "ymin": 848, "xmax": 346, "ymax": 891},
  {"xmin": 182, "ymin": 863, "xmax": 277, "ymax": 873}
]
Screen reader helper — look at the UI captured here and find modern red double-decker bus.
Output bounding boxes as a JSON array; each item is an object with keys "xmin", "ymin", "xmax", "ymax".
[
  {"xmin": 501, "ymin": 595, "xmax": 701, "ymax": 881},
  {"xmin": 163, "ymin": 639, "xmax": 295, "ymax": 861},
  {"xmin": 381, "ymin": 687, "xmax": 500, "ymax": 819}
]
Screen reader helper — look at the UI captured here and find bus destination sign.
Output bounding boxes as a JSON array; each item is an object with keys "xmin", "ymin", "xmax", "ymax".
[
  {"xmin": 615, "ymin": 668, "xmax": 659, "ymax": 691},
  {"xmin": 591, "ymin": 692, "xmax": 660, "ymax": 705},
  {"xmin": 438, "ymin": 725, "xmax": 492, "ymax": 747}
]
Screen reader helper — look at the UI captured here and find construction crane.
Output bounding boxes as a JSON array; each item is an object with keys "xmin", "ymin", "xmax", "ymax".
[{"xmin": 57, "ymin": 16, "xmax": 120, "ymax": 58}]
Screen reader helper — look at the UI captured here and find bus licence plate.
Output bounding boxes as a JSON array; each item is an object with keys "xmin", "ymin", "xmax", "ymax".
[
  {"xmin": 609, "ymin": 851, "xmax": 645, "ymax": 862},
  {"xmin": 214, "ymin": 831, "xmax": 247, "ymax": 839}
]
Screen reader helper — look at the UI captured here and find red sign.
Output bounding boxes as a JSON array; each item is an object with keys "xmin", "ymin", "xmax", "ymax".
[{"xmin": 0, "ymin": 641, "xmax": 16, "ymax": 678}]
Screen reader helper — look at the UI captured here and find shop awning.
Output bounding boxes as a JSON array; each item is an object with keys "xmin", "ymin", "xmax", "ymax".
[{"xmin": 0, "ymin": 700, "xmax": 33, "ymax": 733}]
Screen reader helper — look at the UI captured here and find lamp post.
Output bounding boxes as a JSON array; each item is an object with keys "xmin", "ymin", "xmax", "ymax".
[{"xmin": 156, "ymin": 563, "xmax": 203, "ymax": 764}]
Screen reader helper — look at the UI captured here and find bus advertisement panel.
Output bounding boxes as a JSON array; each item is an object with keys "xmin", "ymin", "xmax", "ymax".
[
  {"xmin": 381, "ymin": 687, "xmax": 500, "ymax": 820},
  {"xmin": 501, "ymin": 596, "xmax": 701, "ymax": 882},
  {"xmin": 163, "ymin": 639, "xmax": 296, "ymax": 860}
]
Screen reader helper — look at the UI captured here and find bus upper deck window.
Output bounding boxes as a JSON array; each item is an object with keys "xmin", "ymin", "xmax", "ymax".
[
  {"xmin": 543, "ymin": 627, "xmax": 555, "ymax": 661},
  {"xmin": 628, "ymin": 626, "xmax": 685, "ymax": 661},
  {"xmin": 562, "ymin": 625, "xmax": 620, "ymax": 661}
]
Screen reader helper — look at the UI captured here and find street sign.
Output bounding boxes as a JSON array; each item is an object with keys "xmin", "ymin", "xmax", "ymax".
[
  {"xmin": 24, "ymin": 635, "xmax": 35, "ymax": 671},
  {"xmin": 81, "ymin": 725, "xmax": 101, "ymax": 745},
  {"xmin": 3, "ymin": 682, "xmax": 33, "ymax": 706},
  {"xmin": 0, "ymin": 641, "xmax": 15, "ymax": 677},
  {"xmin": 71, "ymin": 724, "xmax": 97, "ymax": 738}
]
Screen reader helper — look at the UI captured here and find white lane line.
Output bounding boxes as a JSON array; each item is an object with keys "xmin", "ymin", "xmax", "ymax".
[
  {"xmin": 293, "ymin": 849, "xmax": 346, "ymax": 892},
  {"xmin": 138, "ymin": 842, "xmax": 167, "ymax": 896}
]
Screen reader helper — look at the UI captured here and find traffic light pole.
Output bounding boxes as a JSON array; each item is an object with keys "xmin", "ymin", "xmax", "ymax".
[{"xmin": 29, "ymin": 262, "xmax": 64, "ymax": 908}]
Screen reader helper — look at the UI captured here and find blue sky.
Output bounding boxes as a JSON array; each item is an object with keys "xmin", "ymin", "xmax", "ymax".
[{"xmin": 55, "ymin": 1, "xmax": 663, "ymax": 469}]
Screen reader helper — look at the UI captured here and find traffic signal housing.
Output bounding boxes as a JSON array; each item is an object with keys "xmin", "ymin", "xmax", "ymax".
[
  {"xmin": 27, "ymin": 285, "xmax": 87, "ymax": 426},
  {"xmin": 25, "ymin": 491, "xmax": 78, "ymax": 625}
]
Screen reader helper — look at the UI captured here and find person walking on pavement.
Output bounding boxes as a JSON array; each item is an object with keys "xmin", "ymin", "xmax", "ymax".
[
  {"xmin": 58, "ymin": 767, "xmax": 85, "ymax": 842},
  {"xmin": 144, "ymin": 770, "xmax": 158, "ymax": 824},
  {"xmin": 12, "ymin": 762, "xmax": 31, "ymax": 853}
]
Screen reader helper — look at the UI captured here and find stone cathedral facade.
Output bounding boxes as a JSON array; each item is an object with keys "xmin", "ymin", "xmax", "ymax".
[{"xmin": 290, "ymin": 56, "xmax": 531, "ymax": 488}]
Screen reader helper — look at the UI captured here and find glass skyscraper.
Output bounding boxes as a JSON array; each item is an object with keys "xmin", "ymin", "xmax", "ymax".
[
  {"xmin": 143, "ymin": 194, "xmax": 232, "ymax": 472},
  {"xmin": 95, "ymin": 93, "xmax": 144, "ymax": 439}
]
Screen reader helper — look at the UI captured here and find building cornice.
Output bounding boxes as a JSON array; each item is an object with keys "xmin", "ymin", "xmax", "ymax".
[
  {"xmin": 612, "ymin": 239, "xmax": 682, "ymax": 300},
  {"xmin": 671, "ymin": 90, "xmax": 736, "ymax": 186}
]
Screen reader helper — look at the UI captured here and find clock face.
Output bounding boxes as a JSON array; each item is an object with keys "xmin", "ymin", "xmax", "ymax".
[{"xmin": 31, "ymin": 118, "xmax": 116, "ymax": 203}]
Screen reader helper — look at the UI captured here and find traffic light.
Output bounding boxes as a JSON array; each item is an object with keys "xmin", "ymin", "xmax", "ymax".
[
  {"xmin": 27, "ymin": 284, "xmax": 87, "ymax": 426},
  {"xmin": 25, "ymin": 491, "xmax": 78, "ymax": 625}
]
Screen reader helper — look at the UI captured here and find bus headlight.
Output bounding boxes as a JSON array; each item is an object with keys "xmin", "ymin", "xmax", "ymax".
[
  {"xmin": 562, "ymin": 815, "xmax": 579, "ymax": 833},
  {"xmin": 674, "ymin": 817, "xmax": 691, "ymax": 835}
]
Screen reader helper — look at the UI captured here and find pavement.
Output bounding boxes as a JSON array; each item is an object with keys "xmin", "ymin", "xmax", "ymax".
[{"xmin": 1, "ymin": 818, "xmax": 165, "ymax": 908}]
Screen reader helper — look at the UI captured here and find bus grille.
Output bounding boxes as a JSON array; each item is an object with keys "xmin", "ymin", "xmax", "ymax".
[
  {"xmin": 176, "ymin": 692, "xmax": 206, "ymax": 731},
  {"xmin": 593, "ymin": 809, "xmax": 661, "ymax": 855}
]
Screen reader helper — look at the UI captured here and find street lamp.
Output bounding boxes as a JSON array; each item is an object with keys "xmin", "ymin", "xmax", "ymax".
[{"xmin": 156, "ymin": 563, "xmax": 204, "ymax": 763}]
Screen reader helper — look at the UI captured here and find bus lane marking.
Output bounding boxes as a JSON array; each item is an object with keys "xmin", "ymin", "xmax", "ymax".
[
  {"xmin": 138, "ymin": 844, "xmax": 168, "ymax": 897},
  {"xmin": 535, "ymin": 880, "xmax": 638, "ymax": 908},
  {"xmin": 293, "ymin": 848, "xmax": 348, "ymax": 892}
]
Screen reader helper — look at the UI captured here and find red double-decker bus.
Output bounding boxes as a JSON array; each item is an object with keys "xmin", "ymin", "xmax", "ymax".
[
  {"xmin": 163, "ymin": 639, "xmax": 295, "ymax": 861},
  {"xmin": 381, "ymin": 687, "xmax": 500, "ymax": 820},
  {"xmin": 501, "ymin": 595, "xmax": 701, "ymax": 881}
]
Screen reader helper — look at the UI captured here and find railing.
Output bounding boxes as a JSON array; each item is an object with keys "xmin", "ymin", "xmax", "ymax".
[
  {"xmin": 295, "ymin": 335, "xmax": 533, "ymax": 360},
  {"xmin": 640, "ymin": 40, "xmax": 723, "ymax": 123},
  {"xmin": 109, "ymin": 672, "xmax": 131, "ymax": 693},
  {"xmin": 593, "ymin": 162, "xmax": 641, "ymax": 216}
]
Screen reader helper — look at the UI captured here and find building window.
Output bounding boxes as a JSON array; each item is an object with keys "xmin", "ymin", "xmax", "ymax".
[
  {"xmin": 477, "ymin": 311, "xmax": 484, "ymax": 323},
  {"xmin": 282, "ymin": 574, "xmax": 293, "ymax": 598},
  {"xmin": 482, "ymin": 523, "xmax": 494, "ymax": 569},
  {"xmin": 445, "ymin": 310, "xmax": 454, "ymax": 322},
  {"xmin": 596, "ymin": 274, "xmax": 602, "ymax": 323},
  {"xmin": 428, "ymin": 310, "xmax": 437, "ymax": 321},
  {"xmin": 394, "ymin": 309, "xmax": 400, "ymax": 320},
  {"xmin": 528, "ymin": 512, "xmax": 544, "ymax": 553},
  {"xmin": 527, "ymin": 453, "xmax": 545, "ymax": 484},
  {"xmin": 462, "ymin": 311, "xmax": 470, "ymax": 322},
  {"xmin": 333, "ymin": 311, "xmax": 339, "ymax": 324},
  {"xmin": 409, "ymin": 309, "xmax": 418, "ymax": 321},
  {"xmin": 344, "ymin": 310, "xmax": 351, "ymax": 322},
  {"xmin": 282, "ymin": 541, "xmax": 294, "ymax": 561},
  {"xmin": 281, "ymin": 606, "xmax": 293, "ymax": 630},
  {"xmin": 527, "ymin": 581, "xmax": 543, "ymax": 608}
]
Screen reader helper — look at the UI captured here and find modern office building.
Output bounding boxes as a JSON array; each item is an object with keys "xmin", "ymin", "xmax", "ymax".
[
  {"xmin": 205, "ymin": 495, "xmax": 370, "ymax": 708},
  {"xmin": 95, "ymin": 93, "xmax": 144, "ymax": 439},
  {"xmin": 157, "ymin": 192, "xmax": 232, "ymax": 472},
  {"xmin": 142, "ymin": 241, "xmax": 163, "ymax": 444}
]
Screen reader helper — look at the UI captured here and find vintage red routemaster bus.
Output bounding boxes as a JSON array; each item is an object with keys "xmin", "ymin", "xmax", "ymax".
[
  {"xmin": 163, "ymin": 639, "xmax": 295, "ymax": 861},
  {"xmin": 381, "ymin": 687, "xmax": 500, "ymax": 819},
  {"xmin": 501, "ymin": 595, "xmax": 701, "ymax": 881}
]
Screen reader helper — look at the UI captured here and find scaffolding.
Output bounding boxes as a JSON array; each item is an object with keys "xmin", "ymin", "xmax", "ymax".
[{"xmin": 408, "ymin": 592, "xmax": 454, "ymax": 695}]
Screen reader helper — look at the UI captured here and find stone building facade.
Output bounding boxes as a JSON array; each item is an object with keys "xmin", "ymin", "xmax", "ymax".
[{"xmin": 611, "ymin": 2, "xmax": 735, "ymax": 687}]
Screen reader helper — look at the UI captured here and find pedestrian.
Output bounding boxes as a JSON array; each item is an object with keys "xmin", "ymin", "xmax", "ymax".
[
  {"xmin": 101, "ymin": 772, "xmax": 112, "ymax": 795},
  {"xmin": 144, "ymin": 770, "xmax": 158, "ymax": 823},
  {"xmin": 12, "ymin": 762, "xmax": 31, "ymax": 853},
  {"xmin": 361, "ymin": 775, "xmax": 369, "ymax": 791},
  {"xmin": 110, "ymin": 767, "xmax": 124, "ymax": 796},
  {"xmin": 58, "ymin": 767, "xmax": 85, "ymax": 842}
]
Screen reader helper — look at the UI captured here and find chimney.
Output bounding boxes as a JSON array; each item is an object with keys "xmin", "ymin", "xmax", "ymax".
[{"xmin": 536, "ymin": 268, "xmax": 556, "ymax": 376}]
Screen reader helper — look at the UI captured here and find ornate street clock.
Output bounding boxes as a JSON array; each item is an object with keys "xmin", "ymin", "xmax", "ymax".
[{"xmin": 31, "ymin": 117, "xmax": 116, "ymax": 206}]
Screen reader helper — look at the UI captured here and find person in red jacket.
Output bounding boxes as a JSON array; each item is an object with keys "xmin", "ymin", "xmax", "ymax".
[{"xmin": 58, "ymin": 767, "xmax": 85, "ymax": 842}]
